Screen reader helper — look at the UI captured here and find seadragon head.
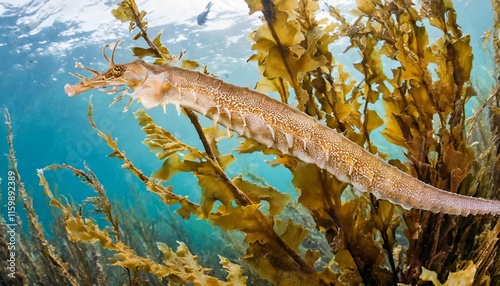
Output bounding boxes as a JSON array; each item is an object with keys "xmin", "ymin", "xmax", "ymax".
[{"xmin": 64, "ymin": 41, "xmax": 148, "ymax": 104}]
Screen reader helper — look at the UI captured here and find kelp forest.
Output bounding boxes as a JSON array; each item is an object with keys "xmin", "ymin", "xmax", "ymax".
[{"xmin": 2, "ymin": 0, "xmax": 500, "ymax": 285}]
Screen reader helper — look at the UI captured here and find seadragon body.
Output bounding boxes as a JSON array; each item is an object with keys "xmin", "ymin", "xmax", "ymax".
[{"xmin": 64, "ymin": 45, "xmax": 500, "ymax": 216}]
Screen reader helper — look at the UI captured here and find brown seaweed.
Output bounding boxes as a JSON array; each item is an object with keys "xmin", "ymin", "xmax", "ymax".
[{"xmin": 2, "ymin": 0, "xmax": 500, "ymax": 285}]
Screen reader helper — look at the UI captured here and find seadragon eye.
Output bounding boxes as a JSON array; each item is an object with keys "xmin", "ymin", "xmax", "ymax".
[{"xmin": 111, "ymin": 65, "xmax": 123, "ymax": 76}]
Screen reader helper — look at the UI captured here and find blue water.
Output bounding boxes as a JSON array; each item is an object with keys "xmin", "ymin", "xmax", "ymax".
[
  {"xmin": 0, "ymin": 1, "xmax": 262, "ymax": 221},
  {"xmin": 0, "ymin": 0, "xmax": 496, "ymax": 278},
  {"xmin": 0, "ymin": 0, "xmax": 291, "ymax": 253}
]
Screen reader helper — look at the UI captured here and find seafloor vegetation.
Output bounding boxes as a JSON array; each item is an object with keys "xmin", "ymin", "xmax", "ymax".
[{"xmin": 2, "ymin": 0, "xmax": 500, "ymax": 285}]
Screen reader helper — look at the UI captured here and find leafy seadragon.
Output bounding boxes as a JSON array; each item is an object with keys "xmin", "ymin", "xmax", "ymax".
[{"xmin": 64, "ymin": 42, "xmax": 500, "ymax": 216}]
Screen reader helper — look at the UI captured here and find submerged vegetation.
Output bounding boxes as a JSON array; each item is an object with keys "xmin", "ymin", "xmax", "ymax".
[{"xmin": 2, "ymin": 0, "xmax": 500, "ymax": 285}]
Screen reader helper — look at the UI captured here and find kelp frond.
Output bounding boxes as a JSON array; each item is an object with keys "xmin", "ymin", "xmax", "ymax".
[
  {"xmin": 87, "ymin": 103, "xmax": 203, "ymax": 220},
  {"xmin": 39, "ymin": 169, "xmax": 240, "ymax": 285},
  {"xmin": 44, "ymin": 163, "xmax": 122, "ymax": 242}
]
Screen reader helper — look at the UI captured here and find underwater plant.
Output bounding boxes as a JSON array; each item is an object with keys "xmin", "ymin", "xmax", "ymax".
[{"xmin": 2, "ymin": 0, "xmax": 500, "ymax": 285}]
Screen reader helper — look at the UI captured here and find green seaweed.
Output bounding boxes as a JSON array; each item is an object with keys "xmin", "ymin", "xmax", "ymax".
[{"xmin": 2, "ymin": 0, "xmax": 500, "ymax": 285}]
